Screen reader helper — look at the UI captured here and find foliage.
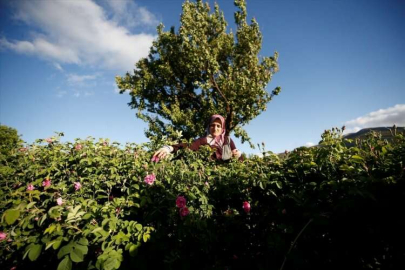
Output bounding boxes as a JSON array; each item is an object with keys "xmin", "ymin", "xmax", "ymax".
[
  {"xmin": 1, "ymin": 128, "xmax": 404, "ymax": 269},
  {"xmin": 116, "ymin": 0, "xmax": 280, "ymax": 146},
  {"xmin": 0, "ymin": 125, "xmax": 24, "ymax": 179},
  {"xmin": 0, "ymin": 125, "xmax": 23, "ymax": 162}
]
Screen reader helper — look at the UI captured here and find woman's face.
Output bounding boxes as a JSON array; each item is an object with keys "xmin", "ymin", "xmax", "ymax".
[{"xmin": 209, "ymin": 119, "xmax": 223, "ymax": 137}]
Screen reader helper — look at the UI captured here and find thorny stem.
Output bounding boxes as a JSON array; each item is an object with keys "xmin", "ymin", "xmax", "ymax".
[{"xmin": 279, "ymin": 218, "xmax": 313, "ymax": 270}]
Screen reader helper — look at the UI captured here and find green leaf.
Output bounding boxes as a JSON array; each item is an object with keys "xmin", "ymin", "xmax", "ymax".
[
  {"xmin": 40, "ymin": 214, "xmax": 47, "ymax": 226},
  {"xmin": 103, "ymin": 258, "xmax": 118, "ymax": 270},
  {"xmin": 44, "ymin": 224, "xmax": 56, "ymax": 234},
  {"xmin": 58, "ymin": 244, "xmax": 73, "ymax": 259},
  {"xmin": 70, "ymin": 247, "xmax": 84, "ymax": 263},
  {"xmin": 350, "ymin": 155, "xmax": 364, "ymax": 163},
  {"xmin": 28, "ymin": 244, "xmax": 42, "ymax": 261},
  {"xmin": 74, "ymin": 243, "xmax": 88, "ymax": 255},
  {"xmin": 5, "ymin": 209, "xmax": 20, "ymax": 225},
  {"xmin": 57, "ymin": 256, "xmax": 72, "ymax": 270},
  {"xmin": 143, "ymin": 234, "xmax": 150, "ymax": 243},
  {"xmin": 129, "ymin": 243, "xmax": 140, "ymax": 257},
  {"xmin": 46, "ymin": 241, "xmax": 56, "ymax": 250},
  {"xmin": 78, "ymin": 237, "xmax": 88, "ymax": 246},
  {"xmin": 135, "ymin": 224, "xmax": 142, "ymax": 231},
  {"xmin": 26, "ymin": 202, "xmax": 37, "ymax": 209},
  {"xmin": 82, "ymin": 213, "xmax": 92, "ymax": 220},
  {"xmin": 53, "ymin": 239, "xmax": 63, "ymax": 250}
]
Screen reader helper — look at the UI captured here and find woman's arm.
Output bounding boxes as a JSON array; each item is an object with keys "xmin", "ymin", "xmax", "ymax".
[{"xmin": 153, "ymin": 138, "xmax": 205, "ymax": 159}]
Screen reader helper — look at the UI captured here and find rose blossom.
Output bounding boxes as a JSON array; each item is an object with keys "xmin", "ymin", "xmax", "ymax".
[
  {"xmin": 179, "ymin": 207, "xmax": 190, "ymax": 217},
  {"xmin": 56, "ymin": 197, "xmax": 63, "ymax": 205},
  {"xmin": 74, "ymin": 182, "xmax": 82, "ymax": 191},
  {"xmin": 46, "ymin": 138, "xmax": 53, "ymax": 143},
  {"xmin": 75, "ymin": 144, "xmax": 82, "ymax": 150},
  {"xmin": 144, "ymin": 174, "xmax": 156, "ymax": 185},
  {"xmin": 242, "ymin": 201, "xmax": 251, "ymax": 213},
  {"xmin": 0, "ymin": 232, "xmax": 7, "ymax": 241},
  {"xmin": 176, "ymin": 196, "xmax": 187, "ymax": 208},
  {"xmin": 27, "ymin": 184, "xmax": 35, "ymax": 191},
  {"xmin": 151, "ymin": 156, "xmax": 160, "ymax": 163},
  {"xmin": 42, "ymin": 179, "xmax": 51, "ymax": 187}
]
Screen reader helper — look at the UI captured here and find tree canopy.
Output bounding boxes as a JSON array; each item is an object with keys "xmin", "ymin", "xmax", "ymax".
[
  {"xmin": 116, "ymin": 0, "xmax": 280, "ymax": 146},
  {"xmin": 0, "ymin": 125, "xmax": 23, "ymax": 162}
]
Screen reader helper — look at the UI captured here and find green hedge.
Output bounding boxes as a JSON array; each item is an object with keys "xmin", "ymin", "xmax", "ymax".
[{"xmin": 1, "ymin": 128, "xmax": 404, "ymax": 269}]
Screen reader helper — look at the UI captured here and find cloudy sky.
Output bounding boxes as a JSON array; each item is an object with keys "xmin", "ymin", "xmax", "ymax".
[{"xmin": 0, "ymin": 0, "xmax": 404, "ymax": 155}]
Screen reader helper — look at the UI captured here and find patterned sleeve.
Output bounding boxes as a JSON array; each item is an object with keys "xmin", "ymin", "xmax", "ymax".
[{"xmin": 171, "ymin": 138, "xmax": 204, "ymax": 153}]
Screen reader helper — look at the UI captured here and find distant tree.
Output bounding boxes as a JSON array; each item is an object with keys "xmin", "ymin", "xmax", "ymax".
[
  {"xmin": 0, "ymin": 125, "xmax": 23, "ymax": 162},
  {"xmin": 116, "ymin": 0, "xmax": 280, "ymax": 146}
]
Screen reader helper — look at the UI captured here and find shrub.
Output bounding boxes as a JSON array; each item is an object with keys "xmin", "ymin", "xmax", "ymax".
[{"xmin": 1, "ymin": 128, "xmax": 404, "ymax": 269}]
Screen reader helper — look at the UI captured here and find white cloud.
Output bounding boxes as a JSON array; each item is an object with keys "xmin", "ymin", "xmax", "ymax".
[
  {"xmin": 67, "ymin": 74, "xmax": 99, "ymax": 84},
  {"xmin": 344, "ymin": 104, "xmax": 405, "ymax": 134},
  {"xmin": 305, "ymin": 142, "xmax": 315, "ymax": 147},
  {"xmin": 1, "ymin": 0, "xmax": 157, "ymax": 71},
  {"xmin": 106, "ymin": 0, "xmax": 159, "ymax": 28},
  {"xmin": 53, "ymin": 63, "xmax": 64, "ymax": 71},
  {"xmin": 56, "ymin": 90, "xmax": 67, "ymax": 98}
]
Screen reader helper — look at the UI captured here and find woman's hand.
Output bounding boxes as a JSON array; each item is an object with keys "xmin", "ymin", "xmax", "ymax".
[
  {"xmin": 232, "ymin": 149, "xmax": 241, "ymax": 158},
  {"xmin": 153, "ymin": 147, "xmax": 170, "ymax": 159}
]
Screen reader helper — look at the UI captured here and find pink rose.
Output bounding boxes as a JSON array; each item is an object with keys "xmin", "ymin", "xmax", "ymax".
[
  {"xmin": 19, "ymin": 147, "xmax": 28, "ymax": 152},
  {"xmin": 10, "ymin": 267, "xmax": 17, "ymax": 270},
  {"xmin": 42, "ymin": 179, "xmax": 51, "ymax": 187},
  {"xmin": 103, "ymin": 141, "xmax": 108, "ymax": 146},
  {"xmin": 242, "ymin": 201, "xmax": 251, "ymax": 213},
  {"xmin": 46, "ymin": 138, "xmax": 53, "ymax": 143},
  {"xmin": 179, "ymin": 207, "xmax": 190, "ymax": 217},
  {"xmin": 75, "ymin": 144, "xmax": 82, "ymax": 150},
  {"xmin": 176, "ymin": 196, "xmax": 187, "ymax": 208},
  {"xmin": 74, "ymin": 182, "xmax": 82, "ymax": 191},
  {"xmin": 204, "ymin": 181, "xmax": 209, "ymax": 187},
  {"xmin": 144, "ymin": 174, "xmax": 156, "ymax": 185},
  {"xmin": 27, "ymin": 184, "xmax": 35, "ymax": 191},
  {"xmin": 56, "ymin": 197, "xmax": 63, "ymax": 205},
  {"xmin": 151, "ymin": 156, "xmax": 160, "ymax": 163},
  {"xmin": 0, "ymin": 232, "xmax": 7, "ymax": 241}
]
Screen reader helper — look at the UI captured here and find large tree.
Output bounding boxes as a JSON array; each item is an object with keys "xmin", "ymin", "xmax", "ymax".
[{"xmin": 116, "ymin": 0, "xmax": 280, "ymax": 146}]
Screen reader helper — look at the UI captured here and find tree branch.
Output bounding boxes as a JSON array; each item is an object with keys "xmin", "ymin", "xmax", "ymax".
[{"xmin": 210, "ymin": 74, "xmax": 233, "ymax": 135}]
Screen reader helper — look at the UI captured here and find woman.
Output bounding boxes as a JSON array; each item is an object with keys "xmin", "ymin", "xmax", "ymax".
[{"xmin": 153, "ymin": 114, "xmax": 242, "ymax": 160}]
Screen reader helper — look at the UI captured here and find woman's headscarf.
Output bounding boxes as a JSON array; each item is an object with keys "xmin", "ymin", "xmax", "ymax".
[{"xmin": 206, "ymin": 114, "xmax": 227, "ymax": 159}]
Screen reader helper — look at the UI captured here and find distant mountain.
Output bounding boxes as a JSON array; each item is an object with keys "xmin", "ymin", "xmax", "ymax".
[{"xmin": 343, "ymin": 126, "xmax": 405, "ymax": 142}]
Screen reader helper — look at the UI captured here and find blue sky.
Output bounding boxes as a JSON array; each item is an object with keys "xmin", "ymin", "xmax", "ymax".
[{"xmin": 1, "ymin": 0, "xmax": 404, "ymax": 155}]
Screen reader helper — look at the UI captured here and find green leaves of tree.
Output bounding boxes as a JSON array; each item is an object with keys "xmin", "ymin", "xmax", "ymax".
[{"xmin": 116, "ymin": 0, "xmax": 280, "ymax": 145}]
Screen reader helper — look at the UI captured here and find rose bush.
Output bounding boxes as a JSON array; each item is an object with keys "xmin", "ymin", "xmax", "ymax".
[{"xmin": 0, "ymin": 128, "xmax": 404, "ymax": 269}]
